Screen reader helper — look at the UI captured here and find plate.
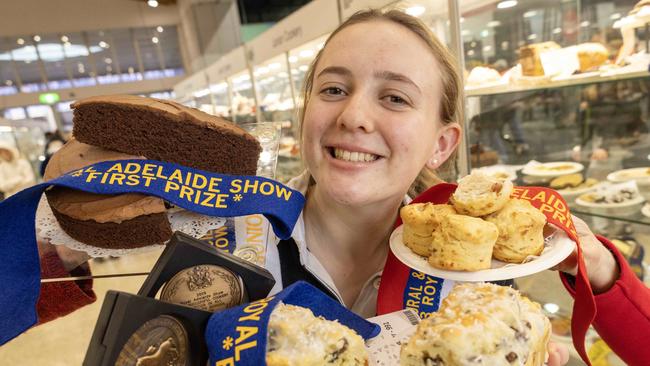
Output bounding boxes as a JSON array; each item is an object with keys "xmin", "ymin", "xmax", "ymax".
[
  {"xmin": 389, "ymin": 225, "xmax": 575, "ymax": 282},
  {"xmin": 607, "ymin": 167, "xmax": 650, "ymax": 184},
  {"xmin": 472, "ymin": 165, "xmax": 520, "ymax": 182},
  {"xmin": 557, "ymin": 181, "xmax": 602, "ymax": 200},
  {"xmin": 522, "ymin": 162, "xmax": 584, "ymax": 178}
]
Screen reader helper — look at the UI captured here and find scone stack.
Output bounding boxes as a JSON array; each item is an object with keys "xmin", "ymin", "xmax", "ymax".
[
  {"xmin": 400, "ymin": 171, "xmax": 547, "ymax": 271},
  {"xmin": 400, "ymin": 282, "xmax": 551, "ymax": 366}
]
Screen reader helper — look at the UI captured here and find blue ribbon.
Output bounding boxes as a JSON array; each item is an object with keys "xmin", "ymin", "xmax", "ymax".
[
  {"xmin": 205, "ymin": 281, "xmax": 380, "ymax": 365},
  {"xmin": 402, "ymin": 269, "xmax": 446, "ymax": 318},
  {"xmin": 0, "ymin": 159, "xmax": 305, "ymax": 345}
]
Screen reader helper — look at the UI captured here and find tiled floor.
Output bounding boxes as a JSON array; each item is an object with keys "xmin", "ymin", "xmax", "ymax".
[{"xmin": 0, "ymin": 251, "xmax": 162, "ymax": 365}]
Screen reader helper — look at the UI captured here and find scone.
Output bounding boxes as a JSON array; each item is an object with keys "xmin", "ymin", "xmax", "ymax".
[
  {"xmin": 576, "ymin": 43, "xmax": 609, "ymax": 72},
  {"xmin": 401, "ymin": 283, "xmax": 551, "ymax": 366},
  {"xmin": 428, "ymin": 214, "xmax": 498, "ymax": 271},
  {"xmin": 485, "ymin": 199, "xmax": 547, "ymax": 263},
  {"xmin": 266, "ymin": 303, "xmax": 368, "ymax": 366},
  {"xmin": 400, "ymin": 203, "xmax": 456, "ymax": 256},
  {"xmin": 451, "ymin": 171, "xmax": 513, "ymax": 217}
]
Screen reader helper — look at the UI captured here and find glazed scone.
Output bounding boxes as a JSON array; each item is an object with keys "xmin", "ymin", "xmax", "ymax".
[
  {"xmin": 400, "ymin": 283, "xmax": 551, "ymax": 366},
  {"xmin": 400, "ymin": 203, "xmax": 456, "ymax": 256},
  {"xmin": 266, "ymin": 303, "xmax": 368, "ymax": 366},
  {"xmin": 451, "ymin": 171, "xmax": 513, "ymax": 217},
  {"xmin": 485, "ymin": 199, "xmax": 547, "ymax": 263},
  {"xmin": 428, "ymin": 214, "xmax": 498, "ymax": 271}
]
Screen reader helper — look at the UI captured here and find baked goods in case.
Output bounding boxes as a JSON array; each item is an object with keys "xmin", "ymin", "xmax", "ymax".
[
  {"xmin": 400, "ymin": 282, "xmax": 551, "ymax": 366},
  {"xmin": 518, "ymin": 42, "xmax": 560, "ymax": 76},
  {"xmin": 485, "ymin": 199, "xmax": 547, "ymax": 263},
  {"xmin": 451, "ymin": 171, "xmax": 513, "ymax": 217},
  {"xmin": 400, "ymin": 203, "xmax": 456, "ymax": 256},
  {"xmin": 428, "ymin": 214, "xmax": 498, "ymax": 271},
  {"xmin": 266, "ymin": 303, "xmax": 368, "ymax": 366},
  {"xmin": 45, "ymin": 95, "xmax": 262, "ymax": 249},
  {"xmin": 576, "ymin": 43, "xmax": 609, "ymax": 72}
]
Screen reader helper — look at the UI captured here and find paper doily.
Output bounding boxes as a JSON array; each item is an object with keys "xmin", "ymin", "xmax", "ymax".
[{"xmin": 36, "ymin": 196, "xmax": 225, "ymax": 257}]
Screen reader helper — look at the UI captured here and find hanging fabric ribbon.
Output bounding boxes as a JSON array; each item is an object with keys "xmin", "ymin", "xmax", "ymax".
[{"xmin": 0, "ymin": 159, "xmax": 305, "ymax": 345}]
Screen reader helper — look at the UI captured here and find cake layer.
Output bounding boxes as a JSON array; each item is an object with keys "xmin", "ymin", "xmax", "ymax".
[
  {"xmin": 71, "ymin": 95, "xmax": 261, "ymax": 176},
  {"xmin": 51, "ymin": 209, "xmax": 172, "ymax": 249},
  {"xmin": 44, "ymin": 138, "xmax": 166, "ymax": 223}
]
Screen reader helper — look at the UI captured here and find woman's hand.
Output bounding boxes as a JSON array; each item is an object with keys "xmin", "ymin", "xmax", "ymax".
[
  {"xmin": 553, "ymin": 216, "xmax": 619, "ymax": 294},
  {"xmin": 547, "ymin": 341, "xmax": 570, "ymax": 366}
]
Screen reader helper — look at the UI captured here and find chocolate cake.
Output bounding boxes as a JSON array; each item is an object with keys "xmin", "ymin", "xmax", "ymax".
[
  {"xmin": 45, "ymin": 95, "xmax": 262, "ymax": 249},
  {"xmin": 72, "ymin": 95, "xmax": 261, "ymax": 175}
]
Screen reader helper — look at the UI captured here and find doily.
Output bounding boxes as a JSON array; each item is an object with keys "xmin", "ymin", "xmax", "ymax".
[{"xmin": 36, "ymin": 196, "xmax": 225, "ymax": 257}]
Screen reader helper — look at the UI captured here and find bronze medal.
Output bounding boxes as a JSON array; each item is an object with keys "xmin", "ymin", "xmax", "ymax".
[
  {"xmin": 115, "ymin": 315, "xmax": 188, "ymax": 366},
  {"xmin": 160, "ymin": 265, "xmax": 245, "ymax": 312}
]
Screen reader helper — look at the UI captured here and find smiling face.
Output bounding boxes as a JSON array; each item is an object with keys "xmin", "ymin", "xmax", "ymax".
[{"xmin": 301, "ymin": 20, "xmax": 458, "ymax": 206}]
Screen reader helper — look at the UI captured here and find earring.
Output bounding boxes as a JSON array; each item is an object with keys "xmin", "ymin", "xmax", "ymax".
[{"xmin": 431, "ymin": 158, "xmax": 439, "ymax": 165}]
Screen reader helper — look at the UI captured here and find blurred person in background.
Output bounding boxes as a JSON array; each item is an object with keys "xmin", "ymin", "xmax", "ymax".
[{"xmin": 0, "ymin": 142, "xmax": 36, "ymax": 199}]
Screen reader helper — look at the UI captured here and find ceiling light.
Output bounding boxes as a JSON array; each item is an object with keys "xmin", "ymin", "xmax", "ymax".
[
  {"xmin": 467, "ymin": 50, "xmax": 475, "ymax": 56},
  {"xmin": 405, "ymin": 5, "xmax": 426, "ymax": 17},
  {"xmin": 483, "ymin": 45, "xmax": 492, "ymax": 52},
  {"xmin": 480, "ymin": 30, "xmax": 489, "ymax": 37},
  {"xmin": 33, "ymin": 35, "xmax": 41, "ymax": 42},
  {"xmin": 17, "ymin": 38, "xmax": 24, "ymax": 45},
  {"xmin": 298, "ymin": 65, "xmax": 308, "ymax": 72},
  {"xmin": 288, "ymin": 55, "xmax": 298, "ymax": 63},
  {"xmin": 523, "ymin": 10, "xmax": 537, "ymax": 18},
  {"xmin": 147, "ymin": 0, "xmax": 159, "ymax": 8},
  {"xmin": 580, "ymin": 21, "xmax": 590, "ymax": 27},
  {"xmin": 24, "ymin": 60, "xmax": 31, "ymax": 64},
  {"xmin": 487, "ymin": 20, "xmax": 501, "ymax": 27},
  {"xmin": 497, "ymin": 1, "xmax": 517, "ymax": 9},
  {"xmin": 528, "ymin": 34, "xmax": 538, "ymax": 40},
  {"xmin": 553, "ymin": 27, "xmax": 562, "ymax": 34},
  {"xmin": 61, "ymin": 35, "xmax": 69, "ymax": 42},
  {"xmin": 610, "ymin": 13, "xmax": 621, "ymax": 20},
  {"xmin": 299, "ymin": 49, "xmax": 314, "ymax": 58},
  {"xmin": 99, "ymin": 41, "xmax": 109, "ymax": 48},
  {"xmin": 104, "ymin": 58, "xmax": 112, "ymax": 64},
  {"xmin": 5, "ymin": 80, "xmax": 13, "ymax": 86},
  {"xmin": 268, "ymin": 62, "xmax": 281, "ymax": 70},
  {"xmin": 460, "ymin": 17, "xmax": 465, "ymax": 23},
  {"xmin": 152, "ymin": 36, "xmax": 159, "ymax": 44},
  {"xmin": 461, "ymin": 30, "xmax": 471, "ymax": 36},
  {"xmin": 156, "ymin": 26, "xmax": 164, "ymax": 33}
]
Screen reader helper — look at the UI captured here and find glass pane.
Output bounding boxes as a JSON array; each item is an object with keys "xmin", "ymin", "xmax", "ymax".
[
  {"xmin": 155, "ymin": 25, "xmax": 184, "ymax": 75},
  {"xmin": 110, "ymin": 28, "xmax": 143, "ymax": 82},
  {"xmin": 230, "ymin": 70, "xmax": 256, "ymax": 123},
  {"xmin": 36, "ymin": 34, "xmax": 72, "ymax": 90},
  {"xmin": 11, "ymin": 35, "xmax": 46, "ymax": 92},
  {"xmin": 0, "ymin": 38, "xmax": 19, "ymax": 95},
  {"xmin": 85, "ymin": 30, "xmax": 120, "ymax": 85},
  {"xmin": 56, "ymin": 101, "xmax": 74, "ymax": 133},
  {"xmin": 194, "ymin": 88, "xmax": 214, "ymax": 115},
  {"xmin": 133, "ymin": 27, "xmax": 163, "ymax": 77},
  {"xmin": 62, "ymin": 32, "xmax": 96, "ymax": 87},
  {"xmin": 209, "ymin": 80, "xmax": 231, "ymax": 119},
  {"xmin": 288, "ymin": 34, "xmax": 327, "ymax": 98},
  {"xmin": 254, "ymin": 54, "xmax": 294, "ymax": 126}
]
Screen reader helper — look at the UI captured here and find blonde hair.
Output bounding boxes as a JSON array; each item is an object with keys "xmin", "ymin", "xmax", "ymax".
[{"xmin": 298, "ymin": 8, "xmax": 462, "ymax": 195}]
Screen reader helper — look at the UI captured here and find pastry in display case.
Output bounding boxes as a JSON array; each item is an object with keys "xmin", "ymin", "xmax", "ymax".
[{"xmin": 230, "ymin": 71, "xmax": 257, "ymax": 124}]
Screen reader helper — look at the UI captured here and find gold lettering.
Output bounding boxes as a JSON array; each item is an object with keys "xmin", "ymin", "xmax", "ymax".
[
  {"xmin": 124, "ymin": 163, "xmax": 141, "ymax": 174},
  {"xmin": 109, "ymin": 173, "xmax": 126, "ymax": 185},
  {"xmin": 164, "ymin": 181, "xmax": 180, "ymax": 193},
  {"xmin": 229, "ymin": 179, "xmax": 242, "ymax": 193},
  {"xmin": 215, "ymin": 358, "xmax": 234, "ymax": 366},
  {"xmin": 243, "ymin": 179, "xmax": 259, "ymax": 194},
  {"xmin": 192, "ymin": 174, "xmax": 207, "ymax": 189},
  {"xmin": 155, "ymin": 166, "xmax": 168, "ymax": 179},
  {"xmin": 179, "ymin": 186, "xmax": 194, "ymax": 201},
  {"xmin": 142, "ymin": 163, "xmax": 157, "ymax": 176},
  {"xmin": 201, "ymin": 192, "xmax": 217, "ymax": 207},
  {"xmin": 259, "ymin": 181, "xmax": 274, "ymax": 195},
  {"xmin": 234, "ymin": 341, "xmax": 257, "ymax": 361},
  {"xmin": 169, "ymin": 169, "xmax": 183, "ymax": 183},
  {"xmin": 126, "ymin": 175, "xmax": 140, "ymax": 186},
  {"xmin": 207, "ymin": 177, "xmax": 222, "ymax": 193},
  {"xmin": 215, "ymin": 193, "xmax": 229, "ymax": 208},
  {"xmin": 106, "ymin": 163, "xmax": 123, "ymax": 173},
  {"xmin": 275, "ymin": 185, "xmax": 293, "ymax": 200}
]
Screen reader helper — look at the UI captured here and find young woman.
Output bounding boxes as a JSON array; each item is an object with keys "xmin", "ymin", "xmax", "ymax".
[{"xmin": 261, "ymin": 8, "xmax": 649, "ymax": 365}]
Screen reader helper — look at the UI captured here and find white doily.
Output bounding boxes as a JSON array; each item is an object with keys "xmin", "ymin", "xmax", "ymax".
[{"xmin": 36, "ymin": 196, "xmax": 225, "ymax": 257}]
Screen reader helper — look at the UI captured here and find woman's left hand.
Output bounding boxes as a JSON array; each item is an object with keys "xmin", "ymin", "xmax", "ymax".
[
  {"xmin": 552, "ymin": 215, "xmax": 619, "ymax": 294},
  {"xmin": 547, "ymin": 341, "xmax": 570, "ymax": 365}
]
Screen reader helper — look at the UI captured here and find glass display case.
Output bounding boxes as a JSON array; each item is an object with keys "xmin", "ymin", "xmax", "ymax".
[
  {"xmin": 458, "ymin": 1, "xmax": 650, "ymax": 363},
  {"xmin": 208, "ymin": 81, "xmax": 231, "ymax": 119},
  {"xmin": 287, "ymin": 34, "xmax": 327, "ymax": 96},
  {"xmin": 253, "ymin": 54, "xmax": 295, "ymax": 128},
  {"xmin": 230, "ymin": 70, "xmax": 257, "ymax": 124}
]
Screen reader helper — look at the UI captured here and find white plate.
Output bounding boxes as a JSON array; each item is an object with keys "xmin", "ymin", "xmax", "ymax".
[
  {"xmin": 522, "ymin": 162, "xmax": 584, "ymax": 178},
  {"xmin": 642, "ymin": 204, "xmax": 650, "ymax": 218},
  {"xmin": 557, "ymin": 181, "xmax": 602, "ymax": 200},
  {"xmin": 607, "ymin": 167, "xmax": 650, "ymax": 184},
  {"xmin": 389, "ymin": 225, "xmax": 575, "ymax": 282}
]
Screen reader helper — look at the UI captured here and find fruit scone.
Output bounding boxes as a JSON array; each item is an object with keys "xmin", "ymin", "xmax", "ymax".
[
  {"xmin": 400, "ymin": 282, "xmax": 550, "ymax": 366},
  {"xmin": 266, "ymin": 303, "xmax": 369, "ymax": 366}
]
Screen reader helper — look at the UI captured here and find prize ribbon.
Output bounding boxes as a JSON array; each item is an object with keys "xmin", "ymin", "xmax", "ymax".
[
  {"xmin": 0, "ymin": 159, "xmax": 305, "ymax": 345},
  {"xmin": 377, "ymin": 183, "xmax": 596, "ymax": 366},
  {"xmin": 205, "ymin": 281, "xmax": 380, "ymax": 365}
]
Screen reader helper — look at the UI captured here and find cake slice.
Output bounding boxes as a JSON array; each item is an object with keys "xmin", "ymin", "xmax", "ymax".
[
  {"xmin": 72, "ymin": 95, "xmax": 261, "ymax": 175},
  {"xmin": 44, "ymin": 95, "xmax": 262, "ymax": 249}
]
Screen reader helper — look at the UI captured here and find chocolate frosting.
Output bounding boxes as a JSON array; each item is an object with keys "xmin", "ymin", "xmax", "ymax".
[{"xmin": 44, "ymin": 138, "xmax": 166, "ymax": 223}]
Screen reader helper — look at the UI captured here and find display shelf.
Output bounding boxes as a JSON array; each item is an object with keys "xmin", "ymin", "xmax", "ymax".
[{"xmin": 466, "ymin": 70, "xmax": 650, "ymax": 97}]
